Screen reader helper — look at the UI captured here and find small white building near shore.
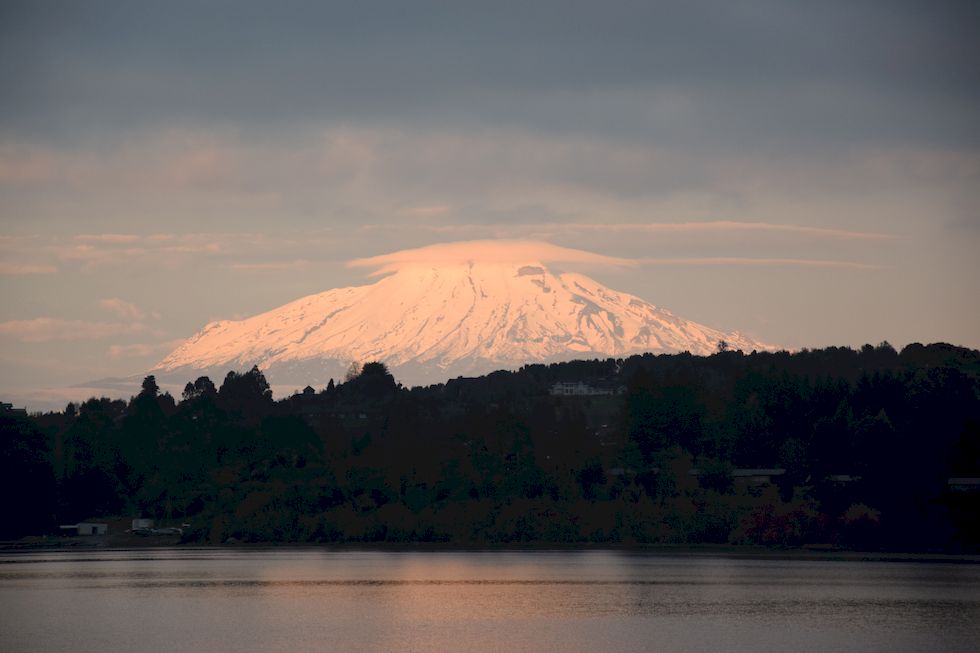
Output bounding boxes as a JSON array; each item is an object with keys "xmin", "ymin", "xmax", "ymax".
[{"xmin": 59, "ymin": 522, "xmax": 108, "ymax": 536}]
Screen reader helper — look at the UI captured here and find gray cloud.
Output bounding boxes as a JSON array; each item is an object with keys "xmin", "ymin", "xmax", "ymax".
[{"xmin": 2, "ymin": 2, "xmax": 977, "ymax": 152}]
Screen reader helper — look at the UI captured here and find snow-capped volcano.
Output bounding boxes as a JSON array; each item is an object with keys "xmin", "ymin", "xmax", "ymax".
[{"xmin": 154, "ymin": 241, "xmax": 769, "ymax": 387}]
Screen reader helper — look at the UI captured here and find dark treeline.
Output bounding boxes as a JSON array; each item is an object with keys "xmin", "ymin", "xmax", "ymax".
[{"xmin": 2, "ymin": 342, "xmax": 979, "ymax": 550}]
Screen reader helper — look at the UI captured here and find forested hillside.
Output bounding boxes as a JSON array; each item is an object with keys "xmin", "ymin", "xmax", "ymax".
[{"xmin": 3, "ymin": 342, "xmax": 978, "ymax": 550}]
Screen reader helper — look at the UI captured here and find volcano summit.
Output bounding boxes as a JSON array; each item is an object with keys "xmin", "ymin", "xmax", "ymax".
[{"xmin": 154, "ymin": 241, "xmax": 770, "ymax": 388}]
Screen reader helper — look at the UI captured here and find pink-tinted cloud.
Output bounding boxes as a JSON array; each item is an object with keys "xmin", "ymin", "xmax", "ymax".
[
  {"xmin": 0, "ymin": 262, "xmax": 58, "ymax": 275},
  {"xmin": 108, "ymin": 339, "xmax": 185, "ymax": 360},
  {"xmin": 349, "ymin": 239, "xmax": 879, "ymax": 274},
  {"xmin": 0, "ymin": 145, "xmax": 59, "ymax": 185},
  {"xmin": 566, "ymin": 221, "xmax": 895, "ymax": 240},
  {"xmin": 75, "ymin": 234, "xmax": 143, "ymax": 244},
  {"xmin": 349, "ymin": 240, "xmax": 635, "ymax": 275},
  {"xmin": 0, "ymin": 318, "xmax": 148, "ymax": 342},
  {"xmin": 397, "ymin": 221, "xmax": 895, "ymax": 241},
  {"xmin": 227, "ymin": 260, "xmax": 313, "ymax": 271},
  {"xmin": 637, "ymin": 257, "xmax": 880, "ymax": 269},
  {"xmin": 99, "ymin": 298, "xmax": 146, "ymax": 321},
  {"xmin": 37, "ymin": 233, "xmax": 227, "ymax": 270},
  {"xmin": 403, "ymin": 204, "xmax": 451, "ymax": 218}
]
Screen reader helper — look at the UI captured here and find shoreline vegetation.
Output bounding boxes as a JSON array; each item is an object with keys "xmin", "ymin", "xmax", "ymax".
[{"xmin": 2, "ymin": 343, "xmax": 979, "ymax": 553}]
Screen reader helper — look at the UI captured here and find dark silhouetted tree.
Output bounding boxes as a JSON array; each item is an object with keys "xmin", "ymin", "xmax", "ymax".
[
  {"xmin": 218, "ymin": 366, "xmax": 274, "ymax": 420},
  {"xmin": 0, "ymin": 414, "xmax": 56, "ymax": 537},
  {"xmin": 182, "ymin": 376, "xmax": 217, "ymax": 402},
  {"xmin": 345, "ymin": 361, "xmax": 398, "ymax": 398}
]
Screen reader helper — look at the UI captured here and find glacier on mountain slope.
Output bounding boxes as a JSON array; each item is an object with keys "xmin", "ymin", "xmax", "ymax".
[{"xmin": 154, "ymin": 254, "xmax": 769, "ymax": 388}]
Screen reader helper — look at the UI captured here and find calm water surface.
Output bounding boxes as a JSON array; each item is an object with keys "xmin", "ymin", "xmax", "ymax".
[{"xmin": 1, "ymin": 548, "xmax": 978, "ymax": 652}]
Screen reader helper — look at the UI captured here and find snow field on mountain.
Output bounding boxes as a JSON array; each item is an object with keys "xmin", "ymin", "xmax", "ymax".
[{"xmin": 157, "ymin": 256, "xmax": 768, "ymax": 384}]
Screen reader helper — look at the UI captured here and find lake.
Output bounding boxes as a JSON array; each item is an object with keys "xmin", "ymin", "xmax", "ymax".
[{"xmin": 1, "ymin": 548, "xmax": 978, "ymax": 652}]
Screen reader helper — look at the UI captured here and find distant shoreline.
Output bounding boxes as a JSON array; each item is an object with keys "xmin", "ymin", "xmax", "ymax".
[{"xmin": 3, "ymin": 538, "xmax": 979, "ymax": 564}]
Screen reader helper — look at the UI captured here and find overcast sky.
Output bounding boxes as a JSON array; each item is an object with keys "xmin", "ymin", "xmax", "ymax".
[{"xmin": 2, "ymin": 1, "xmax": 979, "ymax": 406}]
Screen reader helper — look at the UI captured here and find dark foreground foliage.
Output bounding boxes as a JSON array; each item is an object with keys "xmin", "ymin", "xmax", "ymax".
[{"xmin": 2, "ymin": 343, "xmax": 979, "ymax": 550}]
